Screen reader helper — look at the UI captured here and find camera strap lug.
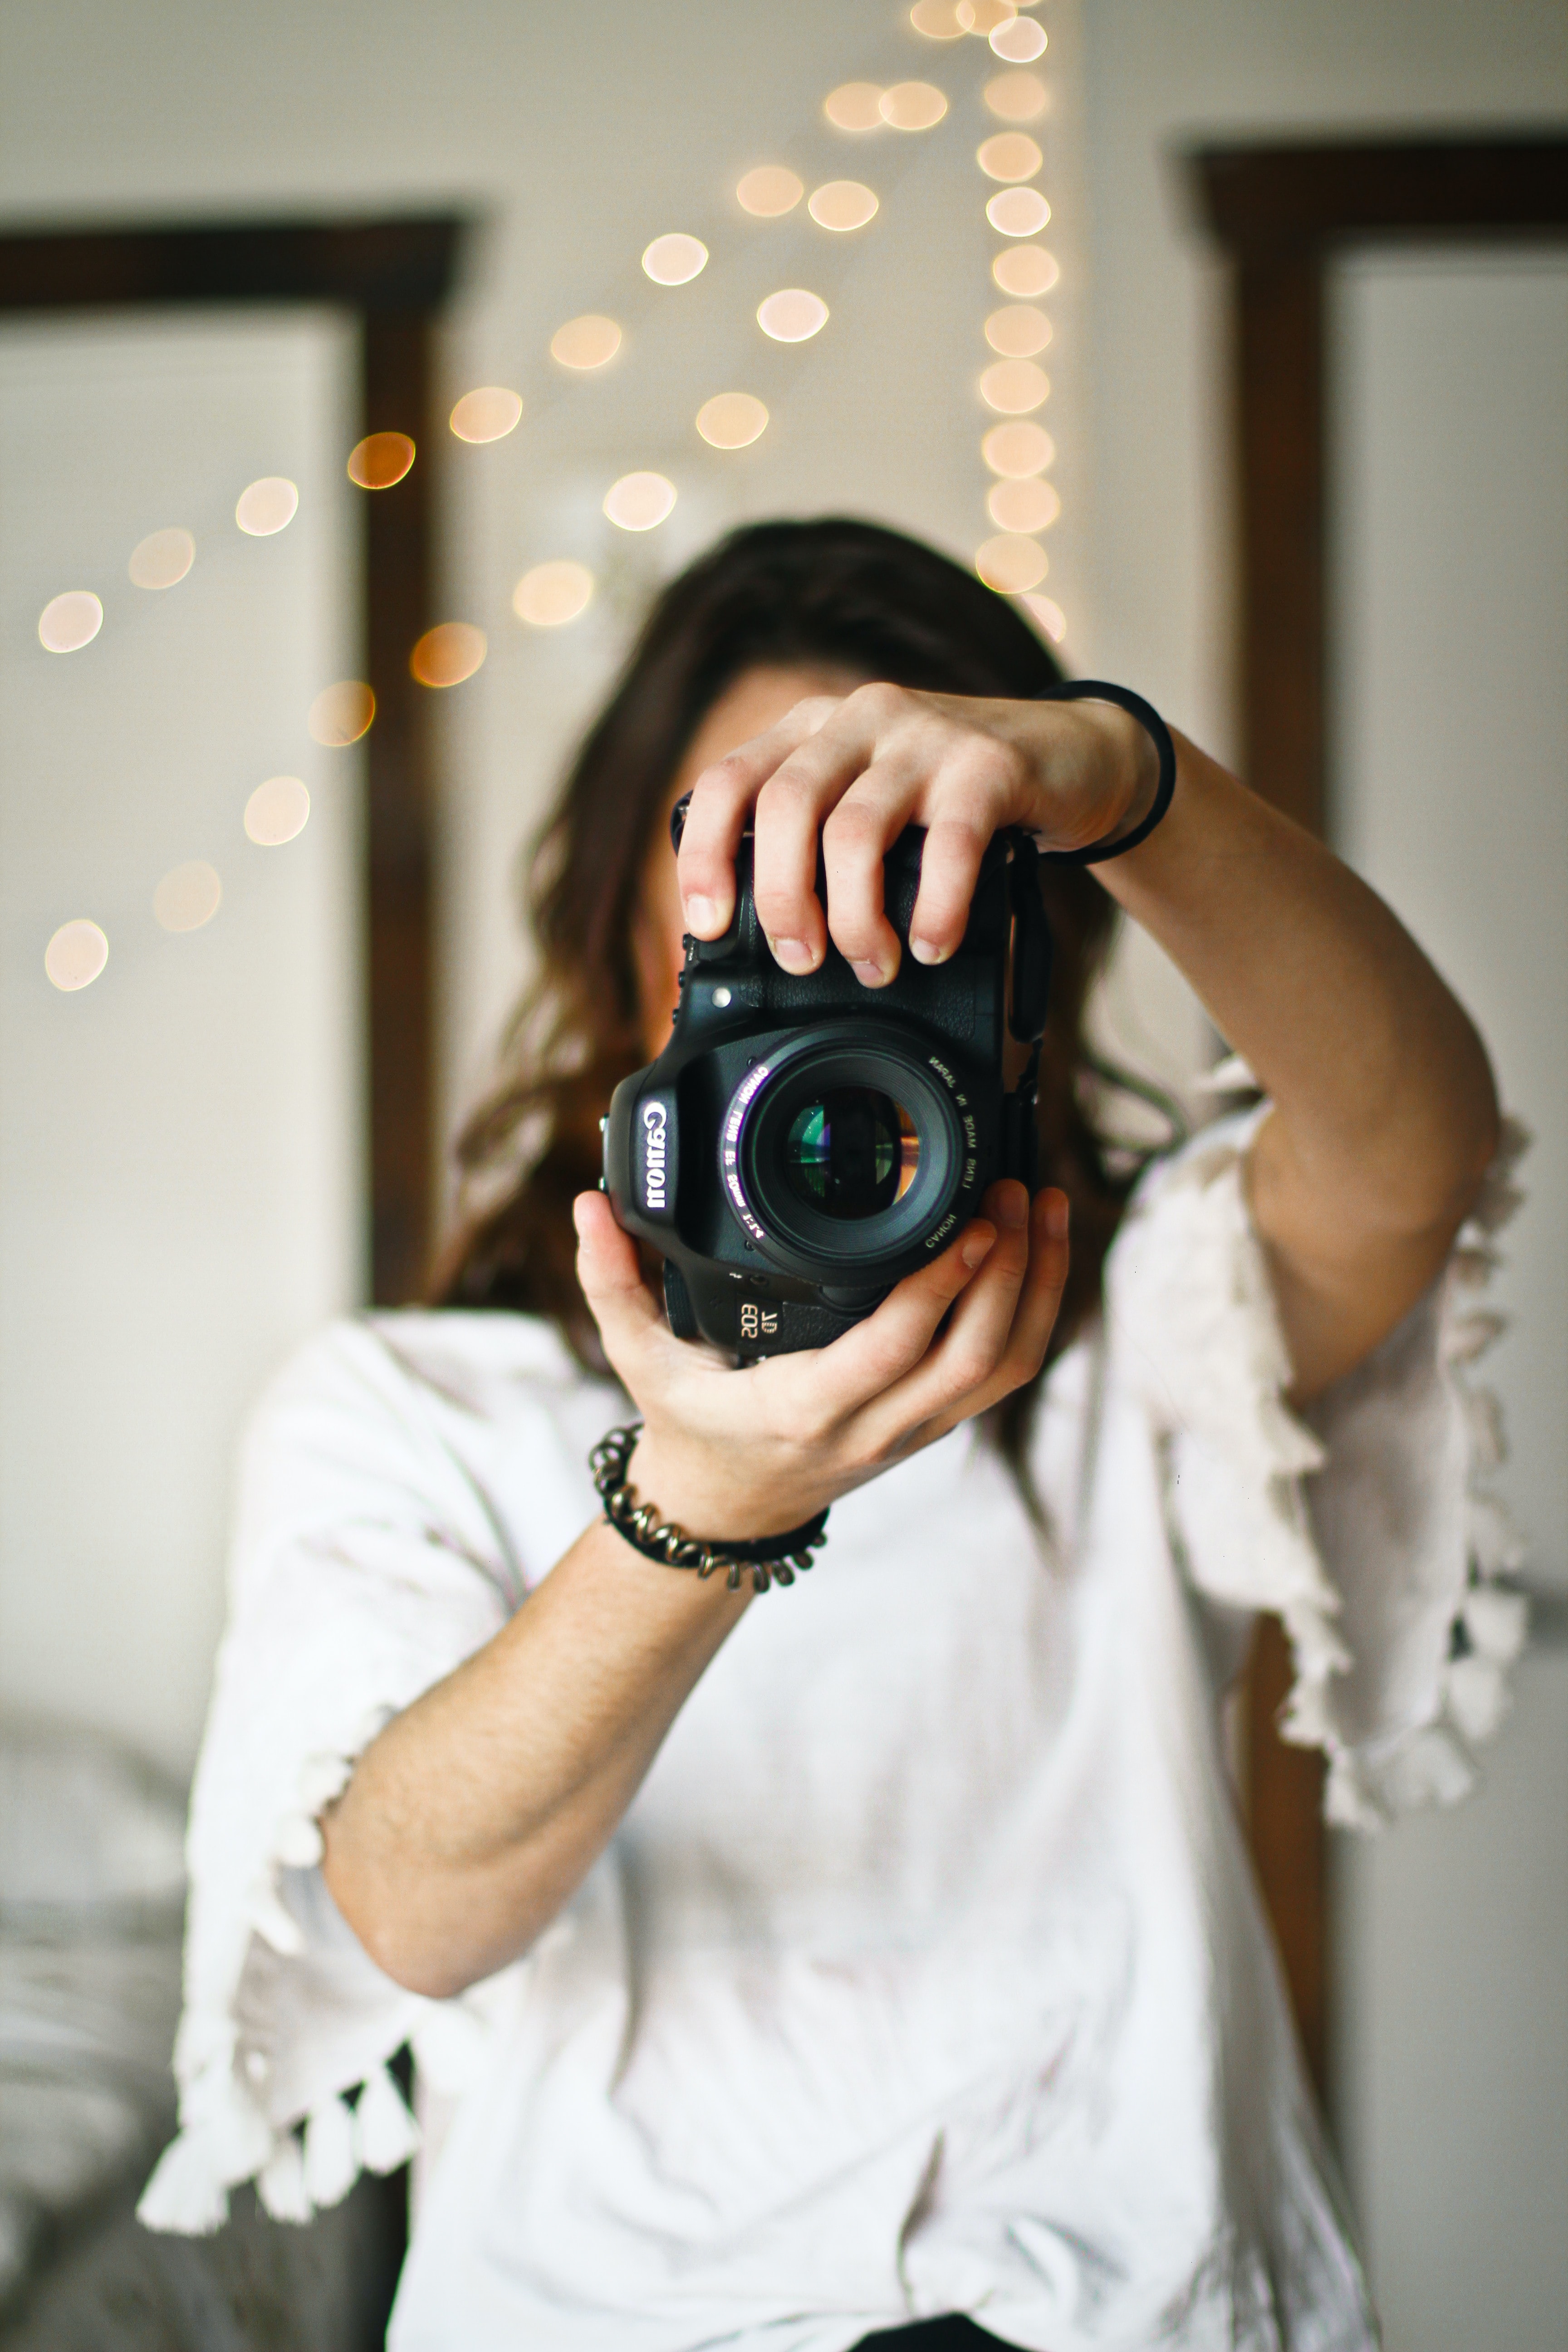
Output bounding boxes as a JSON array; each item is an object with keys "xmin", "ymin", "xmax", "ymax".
[{"xmin": 1005, "ymin": 833, "xmax": 1051, "ymax": 1044}]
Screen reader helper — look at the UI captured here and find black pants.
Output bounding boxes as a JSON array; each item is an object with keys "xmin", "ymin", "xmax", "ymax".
[{"xmin": 853, "ymin": 2322, "xmax": 1001, "ymax": 2349}]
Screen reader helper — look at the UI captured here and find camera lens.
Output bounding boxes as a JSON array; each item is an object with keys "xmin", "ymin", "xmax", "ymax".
[
  {"xmin": 781, "ymin": 1089, "xmax": 920, "ymax": 1220},
  {"xmin": 726, "ymin": 1026, "xmax": 971, "ymax": 1280}
]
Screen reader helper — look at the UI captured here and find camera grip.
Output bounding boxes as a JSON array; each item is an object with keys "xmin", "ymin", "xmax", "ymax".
[{"xmin": 663, "ymin": 1260, "xmax": 700, "ymax": 1340}]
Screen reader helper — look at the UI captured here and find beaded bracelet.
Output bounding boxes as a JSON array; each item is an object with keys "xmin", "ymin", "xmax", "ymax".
[{"xmin": 589, "ymin": 1424, "xmax": 830, "ymax": 1595}]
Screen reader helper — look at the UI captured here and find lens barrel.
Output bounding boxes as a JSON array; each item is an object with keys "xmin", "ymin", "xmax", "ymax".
[{"xmin": 723, "ymin": 1027, "xmax": 971, "ymax": 1278}]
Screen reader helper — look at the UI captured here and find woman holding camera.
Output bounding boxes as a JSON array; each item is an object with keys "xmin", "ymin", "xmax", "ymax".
[{"xmin": 144, "ymin": 520, "xmax": 1520, "ymax": 2352}]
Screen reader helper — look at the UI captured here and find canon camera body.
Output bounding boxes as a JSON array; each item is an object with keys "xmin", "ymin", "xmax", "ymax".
[{"xmin": 603, "ymin": 807, "xmax": 1052, "ymax": 1362}]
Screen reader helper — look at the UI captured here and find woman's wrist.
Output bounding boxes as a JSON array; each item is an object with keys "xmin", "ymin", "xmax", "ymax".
[
  {"xmin": 592, "ymin": 1424, "xmax": 829, "ymax": 1594},
  {"xmin": 1003, "ymin": 695, "xmax": 1162, "ymax": 860},
  {"xmin": 622, "ymin": 1428, "xmax": 833, "ymax": 1552},
  {"xmin": 1078, "ymin": 700, "xmax": 1163, "ymax": 848},
  {"xmin": 1092, "ymin": 725, "xmax": 1228, "ymax": 904}
]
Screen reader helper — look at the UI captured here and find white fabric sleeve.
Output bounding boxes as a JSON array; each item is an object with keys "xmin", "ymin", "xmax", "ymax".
[
  {"xmin": 1104, "ymin": 1103, "xmax": 1530, "ymax": 1833},
  {"xmin": 137, "ymin": 1319, "xmax": 527, "ymax": 2235}
]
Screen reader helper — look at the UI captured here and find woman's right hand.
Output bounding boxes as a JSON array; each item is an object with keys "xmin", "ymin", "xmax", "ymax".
[{"xmin": 572, "ymin": 1178, "xmax": 1070, "ymax": 1544}]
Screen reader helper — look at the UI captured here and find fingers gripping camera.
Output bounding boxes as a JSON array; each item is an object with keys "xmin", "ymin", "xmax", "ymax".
[{"xmin": 603, "ymin": 808, "xmax": 1051, "ymax": 1362}]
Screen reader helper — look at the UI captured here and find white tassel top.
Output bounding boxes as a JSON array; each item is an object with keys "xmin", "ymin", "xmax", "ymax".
[{"xmin": 138, "ymin": 1108, "xmax": 1529, "ymax": 2352}]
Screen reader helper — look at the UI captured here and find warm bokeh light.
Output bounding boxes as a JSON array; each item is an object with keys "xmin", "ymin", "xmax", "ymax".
[
  {"xmin": 450, "ymin": 387, "xmax": 523, "ymax": 441},
  {"xmin": 411, "ymin": 622, "xmax": 486, "ymax": 687},
  {"xmin": 982, "ymin": 418, "xmax": 1056, "ymax": 476},
  {"xmin": 808, "ymin": 181, "xmax": 878, "ymax": 231},
  {"xmin": 958, "ymin": 0, "xmax": 1018, "ymax": 31},
  {"xmin": 908, "ymin": 0, "xmax": 965, "ymax": 35},
  {"xmin": 348, "ymin": 432, "xmax": 416, "ymax": 489},
  {"xmin": 513, "ymin": 560, "xmax": 594, "ymax": 627},
  {"xmin": 985, "ymin": 303, "xmax": 1052, "ymax": 357},
  {"xmin": 696, "ymin": 393, "xmax": 769, "ymax": 449},
  {"xmin": 737, "ymin": 166, "xmax": 804, "ymax": 217},
  {"xmin": 245, "ymin": 776, "xmax": 310, "ymax": 846},
  {"xmin": 976, "ymin": 533, "xmax": 1048, "ymax": 593},
  {"xmin": 987, "ymin": 187, "xmax": 1052, "ymax": 236},
  {"xmin": 45, "ymin": 919, "xmax": 108, "ymax": 992},
  {"xmin": 985, "ymin": 69, "xmax": 1049, "ymax": 120},
  {"xmin": 642, "ymin": 235, "xmax": 708, "ymax": 285},
  {"xmin": 550, "ymin": 314, "xmax": 623, "ymax": 369},
  {"xmin": 980, "ymin": 358, "xmax": 1050, "ymax": 413},
  {"xmin": 1022, "ymin": 592, "xmax": 1067, "ymax": 642},
  {"xmin": 977, "ymin": 132, "xmax": 1042, "ymax": 181},
  {"xmin": 757, "ymin": 288, "xmax": 830, "ymax": 342},
  {"xmin": 604, "ymin": 472, "xmax": 676, "ymax": 531},
  {"xmin": 153, "ymin": 860, "xmax": 222, "ymax": 933},
  {"xmin": 235, "ymin": 476, "xmax": 298, "ymax": 536},
  {"xmin": 825, "ymin": 82, "xmax": 883, "ymax": 131},
  {"xmin": 990, "ymin": 14, "xmax": 1047, "ymax": 59},
  {"xmin": 38, "ymin": 591, "xmax": 103, "ymax": 652},
  {"xmin": 987, "ymin": 475, "xmax": 1061, "ymax": 533},
  {"xmin": 881, "ymin": 80, "xmax": 948, "ymax": 128},
  {"xmin": 992, "ymin": 244, "xmax": 1060, "ymax": 297},
  {"xmin": 129, "ymin": 528, "xmax": 195, "ymax": 590},
  {"xmin": 307, "ymin": 681, "xmax": 375, "ymax": 746}
]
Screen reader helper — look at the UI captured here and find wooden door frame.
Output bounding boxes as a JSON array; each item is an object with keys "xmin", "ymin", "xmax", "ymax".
[
  {"xmin": 0, "ymin": 214, "xmax": 469, "ymax": 1306},
  {"xmin": 1190, "ymin": 131, "xmax": 1568, "ymax": 2102}
]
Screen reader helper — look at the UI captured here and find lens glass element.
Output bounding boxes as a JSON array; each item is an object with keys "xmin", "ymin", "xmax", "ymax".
[{"xmin": 781, "ymin": 1089, "xmax": 919, "ymax": 1220}]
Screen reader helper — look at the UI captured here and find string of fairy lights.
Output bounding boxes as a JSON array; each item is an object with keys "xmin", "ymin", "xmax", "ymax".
[{"xmin": 33, "ymin": 0, "xmax": 1062, "ymax": 996}]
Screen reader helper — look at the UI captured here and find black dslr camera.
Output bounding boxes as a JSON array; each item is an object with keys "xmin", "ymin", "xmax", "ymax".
[{"xmin": 603, "ymin": 803, "xmax": 1051, "ymax": 1362}]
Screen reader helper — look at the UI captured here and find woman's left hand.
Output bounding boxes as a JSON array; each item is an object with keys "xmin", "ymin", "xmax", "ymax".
[{"xmin": 674, "ymin": 684, "xmax": 1157, "ymax": 983}]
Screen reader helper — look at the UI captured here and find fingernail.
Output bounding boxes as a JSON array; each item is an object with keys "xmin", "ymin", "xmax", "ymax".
[
  {"xmin": 684, "ymin": 894, "xmax": 716, "ymax": 934},
  {"xmin": 909, "ymin": 936, "xmax": 948, "ymax": 966},
  {"xmin": 1045, "ymin": 1191, "xmax": 1069, "ymax": 1239},
  {"xmin": 996, "ymin": 1185, "xmax": 1028, "ymax": 1228},
  {"xmin": 961, "ymin": 1227, "xmax": 996, "ymax": 1269},
  {"xmin": 850, "ymin": 959, "xmax": 886, "ymax": 987},
  {"xmin": 769, "ymin": 936, "xmax": 816, "ymax": 972}
]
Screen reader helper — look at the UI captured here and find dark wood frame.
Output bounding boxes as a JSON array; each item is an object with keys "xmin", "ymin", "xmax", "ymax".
[
  {"xmin": 0, "ymin": 216, "xmax": 469, "ymax": 1305},
  {"xmin": 1191, "ymin": 132, "xmax": 1568, "ymax": 2102}
]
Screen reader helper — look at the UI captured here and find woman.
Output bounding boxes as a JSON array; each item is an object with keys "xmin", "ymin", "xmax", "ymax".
[{"xmin": 142, "ymin": 520, "xmax": 1523, "ymax": 2351}]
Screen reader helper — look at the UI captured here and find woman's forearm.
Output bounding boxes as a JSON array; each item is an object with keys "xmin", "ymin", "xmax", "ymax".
[
  {"xmin": 1098, "ymin": 732, "xmax": 1500, "ymax": 1392},
  {"xmin": 322, "ymin": 1522, "xmax": 749, "ymax": 1998},
  {"xmin": 323, "ymin": 1164, "xmax": 1065, "ymax": 2000}
]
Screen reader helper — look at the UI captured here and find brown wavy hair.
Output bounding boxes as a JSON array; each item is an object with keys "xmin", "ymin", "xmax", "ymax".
[{"xmin": 433, "ymin": 517, "xmax": 1141, "ymax": 1475}]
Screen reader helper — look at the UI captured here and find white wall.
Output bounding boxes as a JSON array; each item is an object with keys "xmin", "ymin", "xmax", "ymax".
[
  {"xmin": 1328, "ymin": 250, "xmax": 1568, "ymax": 2352},
  {"xmin": 0, "ymin": 312, "xmax": 363, "ymax": 1776}
]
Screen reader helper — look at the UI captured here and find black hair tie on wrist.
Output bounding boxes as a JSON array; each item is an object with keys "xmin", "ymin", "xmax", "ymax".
[{"xmin": 1032, "ymin": 678, "xmax": 1177, "ymax": 865}]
